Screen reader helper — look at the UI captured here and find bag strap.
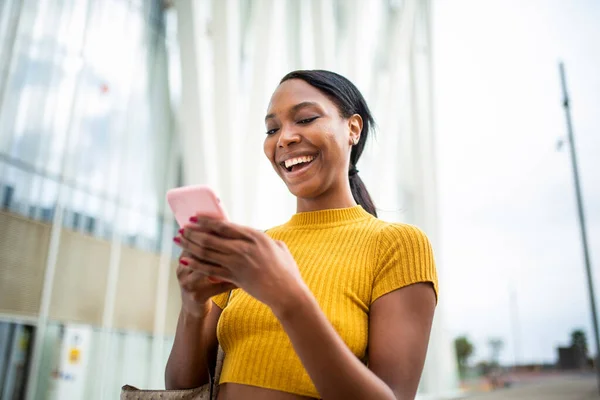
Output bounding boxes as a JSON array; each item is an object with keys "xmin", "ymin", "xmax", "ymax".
[{"xmin": 208, "ymin": 290, "xmax": 232, "ymax": 399}]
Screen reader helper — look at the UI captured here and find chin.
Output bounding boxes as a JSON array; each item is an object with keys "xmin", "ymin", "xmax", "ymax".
[{"xmin": 285, "ymin": 179, "xmax": 323, "ymax": 200}]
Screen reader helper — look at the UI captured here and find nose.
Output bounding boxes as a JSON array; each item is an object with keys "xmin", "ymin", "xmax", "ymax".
[{"xmin": 277, "ymin": 125, "xmax": 301, "ymax": 148}]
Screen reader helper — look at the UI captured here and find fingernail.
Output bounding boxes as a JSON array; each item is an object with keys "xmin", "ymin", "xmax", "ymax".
[
  {"xmin": 178, "ymin": 228, "xmax": 184, "ymax": 235},
  {"xmin": 173, "ymin": 236, "xmax": 181, "ymax": 244},
  {"xmin": 180, "ymin": 258, "xmax": 189, "ymax": 266},
  {"xmin": 189, "ymin": 216, "xmax": 198, "ymax": 223}
]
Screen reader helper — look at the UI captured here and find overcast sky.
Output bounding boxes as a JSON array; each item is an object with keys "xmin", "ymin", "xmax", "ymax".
[{"xmin": 433, "ymin": 0, "xmax": 600, "ymax": 365}]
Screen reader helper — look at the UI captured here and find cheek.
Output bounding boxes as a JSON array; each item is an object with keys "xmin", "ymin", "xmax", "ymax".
[
  {"xmin": 263, "ymin": 137, "xmax": 276, "ymax": 163},
  {"xmin": 315, "ymin": 121, "xmax": 347, "ymax": 149},
  {"xmin": 310, "ymin": 124, "xmax": 337, "ymax": 150},
  {"xmin": 323, "ymin": 130, "xmax": 346, "ymax": 158}
]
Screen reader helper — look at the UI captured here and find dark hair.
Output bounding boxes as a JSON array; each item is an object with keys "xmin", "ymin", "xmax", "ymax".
[{"xmin": 280, "ymin": 70, "xmax": 377, "ymax": 217}]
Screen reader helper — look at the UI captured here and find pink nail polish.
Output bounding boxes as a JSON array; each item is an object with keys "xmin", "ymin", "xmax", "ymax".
[
  {"xmin": 178, "ymin": 228, "xmax": 184, "ymax": 235},
  {"xmin": 173, "ymin": 237, "xmax": 181, "ymax": 244},
  {"xmin": 180, "ymin": 258, "xmax": 189, "ymax": 266},
  {"xmin": 189, "ymin": 216, "xmax": 198, "ymax": 223}
]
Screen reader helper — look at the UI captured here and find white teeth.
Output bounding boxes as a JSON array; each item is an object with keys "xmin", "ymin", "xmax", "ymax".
[{"xmin": 284, "ymin": 155, "xmax": 315, "ymax": 169}]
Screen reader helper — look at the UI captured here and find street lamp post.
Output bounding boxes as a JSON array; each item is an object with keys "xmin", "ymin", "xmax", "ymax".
[{"xmin": 559, "ymin": 62, "xmax": 600, "ymax": 393}]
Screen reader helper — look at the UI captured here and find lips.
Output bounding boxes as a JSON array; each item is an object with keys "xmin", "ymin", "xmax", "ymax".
[{"xmin": 278, "ymin": 153, "xmax": 319, "ymax": 177}]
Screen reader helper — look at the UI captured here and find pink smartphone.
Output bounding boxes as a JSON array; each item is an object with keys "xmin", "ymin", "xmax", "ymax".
[{"xmin": 166, "ymin": 185, "xmax": 229, "ymax": 228}]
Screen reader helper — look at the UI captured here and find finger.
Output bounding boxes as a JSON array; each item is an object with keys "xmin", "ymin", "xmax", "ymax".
[
  {"xmin": 179, "ymin": 268, "xmax": 208, "ymax": 291},
  {"xmin": 183, "ymin": 229, "xmax": 238, "ymax": 255},
  {"xmin": 176, "ymin": 252, "xmax": 195, "ymax": 279},
  {"xmin": 181, "ymin": 257, "xmax": 234, "ymax": 282},
  {"xmin": 176, "ymin": 263, "xmax": 191, "ymax": 280},
  {"xmin": 189, "ymin": 216, "xmax": 255, "ymax": 241},
  {"xmin": 174, "ymin": 234, "xmax": 230, "ymax": 267},
  {"xmin": 180, "ymin": 250, "xmax": 204, "ymax": 266},
  {"xmin": 179, "ymin": 264, "xmax": 235, "ymax": 293},
  {"xmin": 179, "ymin": 269, "xmax": 236, "ymax": 295},
  {"xmin": 181, "ymin": 262, "xmax": 223, "ymax": 284}
]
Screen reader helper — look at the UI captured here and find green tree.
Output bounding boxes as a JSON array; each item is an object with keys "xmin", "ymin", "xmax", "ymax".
[
  {"xmin": 454, "ymin": 336, "xmax": 474, "ymax": 376},
  {"xmin": 571, "ymin": 329, "xmax": 588, "ymax": 357}
]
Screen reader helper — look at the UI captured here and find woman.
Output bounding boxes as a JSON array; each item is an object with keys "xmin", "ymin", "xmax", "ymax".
[{"xmin": 165, "ymin": 70, "xmax": 438, "ymax": 400}]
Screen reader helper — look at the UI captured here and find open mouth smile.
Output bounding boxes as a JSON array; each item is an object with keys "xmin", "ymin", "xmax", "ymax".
[{"xmin": 279, "ymin": 154, "xmax": 318, "ymax": 176}]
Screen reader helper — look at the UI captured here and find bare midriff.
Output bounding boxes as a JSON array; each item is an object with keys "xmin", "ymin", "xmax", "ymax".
[{"xmin": 217, "ymin": 383, "xmax": 317, "ymax": 400}]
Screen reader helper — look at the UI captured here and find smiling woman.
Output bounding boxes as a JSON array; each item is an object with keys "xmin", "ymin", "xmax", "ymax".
[
  {"xmin": 264, "ymin": 71, "xmax": 377, "ymax": 217},
  {"xmin": 165, "ymin": 70, "xmax": 438, "ymax": 400}
]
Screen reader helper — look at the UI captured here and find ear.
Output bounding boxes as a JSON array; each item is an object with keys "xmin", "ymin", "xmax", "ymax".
[{"xmin": 347, "ymin": 114, "xmax": 363, "ymax": 145}]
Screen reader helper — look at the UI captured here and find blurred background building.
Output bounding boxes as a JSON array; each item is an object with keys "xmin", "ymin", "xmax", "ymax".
[{"xmin": 0, "ymin": 0, "xmax": 459, "ymax": 399}]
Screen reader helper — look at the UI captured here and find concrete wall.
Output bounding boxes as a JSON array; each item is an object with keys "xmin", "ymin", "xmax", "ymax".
[{"xmin": 0, "ymin": 211, "xmax": 181, "ymax": 335}]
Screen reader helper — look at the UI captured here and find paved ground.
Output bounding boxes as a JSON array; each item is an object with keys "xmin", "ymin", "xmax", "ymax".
[{"xmin": 461, "ymin": 374, "xmax": 599, "ymax": 400}]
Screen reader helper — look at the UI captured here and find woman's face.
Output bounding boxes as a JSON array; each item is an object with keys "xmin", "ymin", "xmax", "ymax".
[{"xmin": 264, "ymin": 79, "xmax": 361, "ymax": 199}]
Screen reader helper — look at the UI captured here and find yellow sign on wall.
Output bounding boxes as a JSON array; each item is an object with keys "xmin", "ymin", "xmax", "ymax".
[{"xmin": 68, "ymin": 348, "xmax": 80, "ymax": 364}]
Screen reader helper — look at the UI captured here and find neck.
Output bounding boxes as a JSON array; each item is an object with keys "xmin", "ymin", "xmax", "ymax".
[{"xmin": 296, "ymin": 180, "xmax": 357, "ymax": 213}]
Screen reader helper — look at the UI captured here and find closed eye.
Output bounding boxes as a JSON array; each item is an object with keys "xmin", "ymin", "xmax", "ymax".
[{"xmin": 298, "ymin": 116, "xmax": 319, "ymax": 125}]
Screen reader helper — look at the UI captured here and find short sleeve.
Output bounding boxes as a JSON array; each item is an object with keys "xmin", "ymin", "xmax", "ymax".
[
  {"xmin": 371, "ymin": 224, "xmax": 438, "ymax": 304},
  {"xmin": 212, "ymin": 292, "xmax": 230, "ymax": 309}
]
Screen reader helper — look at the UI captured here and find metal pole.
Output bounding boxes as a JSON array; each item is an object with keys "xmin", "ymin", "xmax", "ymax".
[
  {"xmin": 559, "ymin": 62, "xmax": 600, "ymax": 393},
  {"xmin": 509, "ymin": 283, "xmax": 521, "ymax": 369}
]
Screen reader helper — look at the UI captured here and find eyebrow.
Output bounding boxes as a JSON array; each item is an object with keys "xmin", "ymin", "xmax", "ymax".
[{"xmin": 265, "ymin": 101, "xmax": 320, "ymax": 122}]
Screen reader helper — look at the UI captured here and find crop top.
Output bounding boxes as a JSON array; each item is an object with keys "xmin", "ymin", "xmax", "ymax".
[{"xmin": 212, "ymin": 205, "xmax": 438, "ymax": 398}]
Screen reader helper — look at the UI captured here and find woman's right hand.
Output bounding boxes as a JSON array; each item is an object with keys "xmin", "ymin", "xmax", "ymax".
[{"xmin": 177, "ymin": 250, "xmax": 236, "ymax": 318}]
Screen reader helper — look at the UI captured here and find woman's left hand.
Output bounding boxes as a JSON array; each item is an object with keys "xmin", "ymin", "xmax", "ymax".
[{"xmin": 174, "ymin": 216, "xmax": 306, "ymax": 311}]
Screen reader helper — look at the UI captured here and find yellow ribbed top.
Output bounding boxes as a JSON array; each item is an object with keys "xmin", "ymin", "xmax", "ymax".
[{"xmin": 212, "ymin": 206, "xmax": 438, "ymax": 398}]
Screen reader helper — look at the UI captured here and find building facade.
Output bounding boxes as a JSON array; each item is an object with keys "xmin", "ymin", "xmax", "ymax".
[{"xmin": 0, "ymin": 0, "xmax": 457, "ymax": 398}]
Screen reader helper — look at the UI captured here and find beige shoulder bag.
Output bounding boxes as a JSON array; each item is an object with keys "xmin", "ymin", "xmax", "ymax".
[
  {"xmin": 121, "ymin": 293, "xmax": 231, "ymax": 400},
  {"xmin": 120, "ymin": 346, "xmax": 224, "ymax": 400}
]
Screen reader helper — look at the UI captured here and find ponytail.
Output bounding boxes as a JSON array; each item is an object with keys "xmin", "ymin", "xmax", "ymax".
[
  {"xmin": 349, "ymin": 173, "xmax": 377, "ymax": 217},
  {"xmin": 281, "ymin": 70, "xmax": 378, "ymax": 217}
]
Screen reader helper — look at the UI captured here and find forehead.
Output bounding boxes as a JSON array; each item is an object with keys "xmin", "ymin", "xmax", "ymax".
[{"xmin": 266, "ymin": 79, "xmax": 334, "ymax": 116}]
